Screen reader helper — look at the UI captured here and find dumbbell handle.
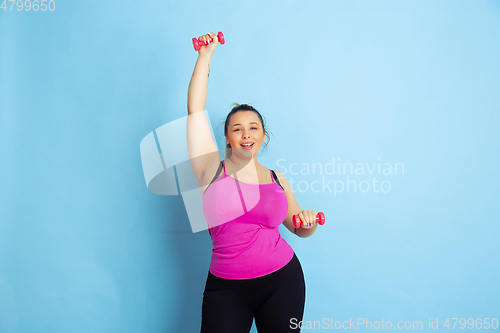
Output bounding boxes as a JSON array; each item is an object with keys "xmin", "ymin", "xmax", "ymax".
[
  {"xmin": 192, "ymin": 31, "xmax": 225, "ymax": 51},
  {"xmin": 293, "ymin": 212, "xmax": 325, "ymax": 228}
]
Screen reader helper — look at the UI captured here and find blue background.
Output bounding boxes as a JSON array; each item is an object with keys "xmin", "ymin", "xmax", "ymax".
[{"xmin": 1, "ymin": 0, "xmax": 499, "ymax": 332}]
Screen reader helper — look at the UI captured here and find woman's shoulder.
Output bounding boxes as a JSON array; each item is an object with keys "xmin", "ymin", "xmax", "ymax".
[
  {"xmin": 269, "ymin": 169, "xmax": 289, "ymax": 192},
  {"xmin": 270, "ymin": 168, "xmax": 285, "ymax": 178}
]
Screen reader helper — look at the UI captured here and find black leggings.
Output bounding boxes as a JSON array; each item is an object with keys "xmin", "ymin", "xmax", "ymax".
[{"xmin": 200, "ymin": 252, "xmax": 306, "ymax": 333}]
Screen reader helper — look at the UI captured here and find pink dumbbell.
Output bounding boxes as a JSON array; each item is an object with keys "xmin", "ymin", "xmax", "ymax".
[
  {"xmin": 192, "ymin": 31, "xmax": 225, "ymax": 51},
  {"xmin": 293, "ymin": 212, "xmax": 325, "ymax": 228}
]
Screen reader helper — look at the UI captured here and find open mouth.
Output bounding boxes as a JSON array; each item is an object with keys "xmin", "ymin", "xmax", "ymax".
[{"xmin": 241, "ymin": 143, "xmax": 254, "ymax": 149}]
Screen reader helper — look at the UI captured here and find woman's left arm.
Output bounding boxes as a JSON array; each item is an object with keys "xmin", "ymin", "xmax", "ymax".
[{"xmin": 274, "ymin": 170, "xmax": 319, "ymax": 238}]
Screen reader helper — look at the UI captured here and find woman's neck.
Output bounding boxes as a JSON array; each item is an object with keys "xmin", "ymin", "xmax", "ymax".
[{"xmin": 227, "ymin": 155, "xmax": 261, "ymax": 174}]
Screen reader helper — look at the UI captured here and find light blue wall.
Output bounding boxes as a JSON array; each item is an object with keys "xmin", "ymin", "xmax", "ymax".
[{"xmin": 1, "ymin": 0, "xmax": 499, "ymax": 332}]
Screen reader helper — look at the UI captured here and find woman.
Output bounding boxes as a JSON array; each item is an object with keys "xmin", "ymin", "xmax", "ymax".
[{"xmin": 187, "ymin": 32, "xmax": 320, "ymax": 333}]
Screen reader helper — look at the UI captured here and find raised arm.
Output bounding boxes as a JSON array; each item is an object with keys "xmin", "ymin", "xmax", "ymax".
[
  {"xmin": 187, "ymin": 32, "xmax": 221, "ymax": 188},
  {"xmin": 187, "ymin": 32, "xmax": 217, "ymax": 114}
]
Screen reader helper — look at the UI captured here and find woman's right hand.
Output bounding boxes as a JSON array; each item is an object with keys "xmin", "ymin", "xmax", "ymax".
[{"xmin": 197, "ymin": 32, "xmax": 219, "ymax": 56}]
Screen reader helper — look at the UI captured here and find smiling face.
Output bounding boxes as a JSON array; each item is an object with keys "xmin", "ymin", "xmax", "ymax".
[{"xmin": 225, "ymin": 111, "xmax": 266, "ymax": 159}]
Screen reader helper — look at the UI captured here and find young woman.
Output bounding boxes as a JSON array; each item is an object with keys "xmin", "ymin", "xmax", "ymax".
[{"xmin": 187, "ymin": 32, "xmax": 321, "ymax": 333}]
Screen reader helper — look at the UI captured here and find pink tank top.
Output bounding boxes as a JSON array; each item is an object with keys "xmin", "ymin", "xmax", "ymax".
[{"xmin": 202, "ymin": 160, "xmax": 294, "ymax": 279}]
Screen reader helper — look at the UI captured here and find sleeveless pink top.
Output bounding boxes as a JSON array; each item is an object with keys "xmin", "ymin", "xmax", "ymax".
[{"xmin": 202, "ymin": 161, "xmax": 294, "ymax": 279}]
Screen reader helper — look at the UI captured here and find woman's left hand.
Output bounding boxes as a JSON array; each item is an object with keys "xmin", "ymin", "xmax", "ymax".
[{"xmin": 296, "ymin": 210, "xmax": 318, "ymax": 229}]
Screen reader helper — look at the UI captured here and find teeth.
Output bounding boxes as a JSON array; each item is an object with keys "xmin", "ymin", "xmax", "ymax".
[{"xmin": 242, "ymin": 143, "xmax": 253, "ymax": 146}]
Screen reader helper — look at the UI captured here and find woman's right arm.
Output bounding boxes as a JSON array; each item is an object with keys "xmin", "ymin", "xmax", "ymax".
[{"xmin": 187, "ymin": 32, "xmax": 221, "ymax": 186}]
